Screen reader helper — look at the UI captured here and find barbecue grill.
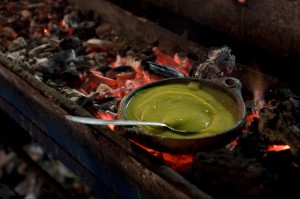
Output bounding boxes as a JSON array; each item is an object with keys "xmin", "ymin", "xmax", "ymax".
[{"xmin": 1, "ymin": 0, "xmax": 299, "ymax": 199}]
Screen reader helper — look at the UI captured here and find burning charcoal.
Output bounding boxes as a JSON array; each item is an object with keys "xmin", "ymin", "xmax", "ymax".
[
  {"xmin": 190, "ymin": 45, "xmax": 235, "ymax": 79},
  {"xmin": 60, "ymin": 37, "xmax": 83, "ymax": 51},
  {"xmin": 75, "ymin": 94, "xmax": 120, "ymax": 114},
  {"xmin": 258, "ymin": 88, "xmax": 300, "ymax": 157},
  {"xmin": 74, "ymin": 93, "xmax": 98, "ymax": 108},
  {"xmin": 92, "ymin": 97, "xmax": 121, "ymax": 113},
  {"xmin": 235, "ymin": 129, "xmax": 269, "ymax": 158},
  {"xmin": 105, "ymin": 65, "xmax": 135, "ymax": 79},
  {"xmin": 92, "ymin": 52, "xmax": 111, "ymax": 71},
  {"xmin": 142, "ymin": 61, "xmax": 186, "ymax": 78}
]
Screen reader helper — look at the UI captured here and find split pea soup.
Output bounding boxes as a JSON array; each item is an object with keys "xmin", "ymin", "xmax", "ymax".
[{"xmin": 124, "ymin": 81, "xmax": 240, "ymax": 138}]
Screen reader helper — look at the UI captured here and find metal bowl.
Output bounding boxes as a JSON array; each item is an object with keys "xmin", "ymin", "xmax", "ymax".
[{"xmin": 117, "ymin": 77, "xmax": 247, "ymax": 153}]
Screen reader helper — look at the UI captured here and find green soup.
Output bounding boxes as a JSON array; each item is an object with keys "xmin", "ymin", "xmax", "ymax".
[{"xmin": 124, "ymin": 81, "xmax": 240, "ymax": 138}]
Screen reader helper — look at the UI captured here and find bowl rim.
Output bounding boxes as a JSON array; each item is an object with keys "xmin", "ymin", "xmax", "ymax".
[{"xmin": 118, "ymin": 77, "xmax": 247, "ymax": 140}]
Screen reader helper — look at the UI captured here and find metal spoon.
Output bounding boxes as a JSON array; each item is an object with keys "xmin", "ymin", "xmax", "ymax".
[{"xmin": 65, "ymin": 115, "xmax": 196, "ymax": 134}]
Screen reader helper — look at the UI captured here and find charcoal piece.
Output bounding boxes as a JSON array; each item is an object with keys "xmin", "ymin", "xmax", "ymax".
[
  {"xmin": 52, "ymin": 49, "xmax": 76, "ymax": 67},
  {"xmin": 190, "ymin": 45, "xmax": 235, "ymax": 79},
  {"xmin": 258, "ymin": 88, "xmax": 300, "ymax": 156},
  {"xmin": 75, "ymin": 95, "xmax": 120, "ymax": 114},
  {"xmin": 36, "ymin": 49, "xmax": 78, "ymax": 74},
  {"xmin": 184, "ymin": 149, "xmax": 275, "ymax": 199},
  {"xmin": 60, "ymin": 37, "xmax": 83, "ymax": 51},
  {"xmin": 92, "ymin": 97, "xmax": 121, "ymax": 113},
  {"xmin": 74, "ymin": 94, "xmax": 97, "ymax": 108},
  {"xmin": 74, "ymin": 27, "xmax": 98, "ymax": 41},
  {"xmin": 142, "ymin": 61, "xmax": 186, "ymax": 78},
  {"xmin": 66, "ymin": 55, "xmax": 88, "ymax": 68},
  {"xmin": 236, "ymin": 130, "xmax": 268, "ymax": 157},
  {"xmin": 105, "ymin": 65, "xmax": 135, "ymax": 79},
  {"xmin": 35, "ymin": 58, "xmax": 56, "ymax": 74}
]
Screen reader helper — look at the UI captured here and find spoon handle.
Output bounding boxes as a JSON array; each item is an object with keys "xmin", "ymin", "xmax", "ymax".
[{"xmin": 65, "ymin": 115, "xmax": 165, "ymax": 127}]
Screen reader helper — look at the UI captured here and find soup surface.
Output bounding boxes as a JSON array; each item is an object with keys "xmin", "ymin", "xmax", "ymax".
[{"xmin": 124, "ymin": 81, "xmax": 240, "ymax": 138}]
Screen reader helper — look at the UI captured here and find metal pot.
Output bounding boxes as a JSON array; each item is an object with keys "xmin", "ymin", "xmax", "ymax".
[{"xmin": 117, "ymin": 77, "xmax": 247, "ymax": 153}]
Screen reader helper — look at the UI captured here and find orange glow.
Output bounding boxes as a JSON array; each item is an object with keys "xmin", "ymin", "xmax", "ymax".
[
  {"xmin": 246, "ymin": 110, "xmax": 259, "ymax": 125},
  {"xmin": 173, "ymin": 53, "xmax": 194, "ymax": 74},
  {"xmin": 96, "ymin": 111, "xmax": 116, "ymax": 131},
  {"xmin": 43, "ymin": 28, "xmax": 50, "ymax": 35},
  {"xmin": 130, "ymin": 140, "xmax": 195, "ymax": 172},
  {"xmin": 111, "ymin": 55, "xmax": 141, "ymax": 69},
  {"xmin": 227, "ymin": 138, "xmax": 238, "ymax": 149},
  {"xmin": 162, "ymin": 153, "xmax": 195, "ymax": 171},
  {"xmin": 153, "ymin": 47, "xmax": 190, "ymax": 75},
  {"xmin": 267, "ymin": 145, "xmax": 290, "ymax": 152},
  {"xmin": 262, "ymin": 144, "xmax": 291, "ymax": 158},
  {"xmin": 240, "ymin": 109, "xmax": 260, "ymax": 132}
]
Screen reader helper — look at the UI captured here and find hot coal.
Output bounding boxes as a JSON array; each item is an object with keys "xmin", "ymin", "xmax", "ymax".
[
  {"xmin": 105, "ymin": 65, "xmax": 136, "ymax": 79},
  {"xmin": 76, "ymin": 96, "xmax": 121, "ymax": 114},
  {"xmin": 142, "ymin": 61, "xmax": 186, "ymax": 78},
  {"xmin": 258, "ymin": 88, "xmax": 300, "ymax": 156}
]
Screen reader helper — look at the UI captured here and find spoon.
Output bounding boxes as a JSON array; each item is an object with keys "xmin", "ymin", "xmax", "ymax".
[{"xmin": 65, "ymin": 115, "xmax": 196, "ymax": 134}]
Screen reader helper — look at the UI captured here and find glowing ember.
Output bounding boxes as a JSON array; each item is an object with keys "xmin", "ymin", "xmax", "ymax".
[
  {"xmin": 261, "ymin": 144, "xmax": 291, "ymax": 158},
  {"xmin": 96, "ymin": 111, "xmax": 116, "ymax": 131},
  {"xmin": 153, "ymin": 47, "xmax": 191, "ymax": 75},
  {"xmin": 131, "ymin": 140, "xmax": 195, "ymax": 171},
  {"xmin": 244, "ymin": 109, "xmax": 260, "ymax": 131},
  {"xmin": 162, "ymin": 153, "xmax": 195, "ymax": 172},
  {"xmin": 267, "ymin": 144, "xmax": 290, "ymax": 152}
]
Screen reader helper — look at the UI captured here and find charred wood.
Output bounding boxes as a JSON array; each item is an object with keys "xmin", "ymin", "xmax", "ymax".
[
  {"xmin": 190, "ymin": 45, "xmax": 235, "ymax": 79},
  {"xmin": 258, "ymin": 88, "xmax": 300, "ymax": 156},
  {"xmin": 142, "ymin": 61, "xmax": 186, "ymax": 78}
]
